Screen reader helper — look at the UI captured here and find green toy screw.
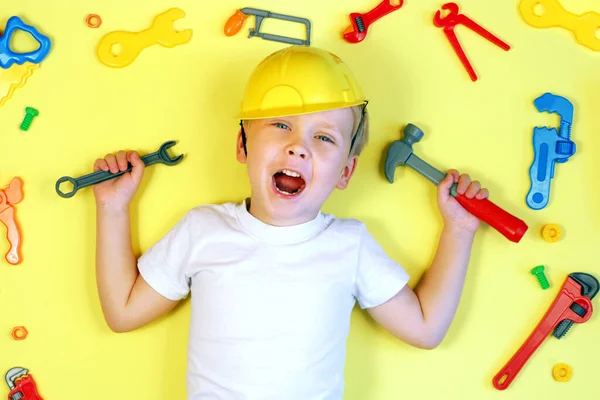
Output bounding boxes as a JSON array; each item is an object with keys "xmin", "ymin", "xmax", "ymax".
[
  {"xmin": 531, "ymin": 265, "xmax": 550, "ymax": 290},
  {"xmin": 20, "ymin": 107, "xmax": 39, "ymax": 131}
]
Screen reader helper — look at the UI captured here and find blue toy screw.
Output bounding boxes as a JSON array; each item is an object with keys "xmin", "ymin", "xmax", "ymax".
[
  {"xmin": 20, "ymin": 107, "xmax": 39, "ymax": 131},
  {"xmin": 531, "ymin": 265, "xmax": 550, "ymax": 290}
]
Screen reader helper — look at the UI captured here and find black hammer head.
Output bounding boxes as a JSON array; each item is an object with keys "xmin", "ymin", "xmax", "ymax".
[{"xmin": 384, "ymin": 123, "xmax": 425, "ymax": 183}]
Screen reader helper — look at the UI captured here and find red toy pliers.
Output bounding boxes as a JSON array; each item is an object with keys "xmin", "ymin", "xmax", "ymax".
[
  {"xmin": 433, "ymin": 2, "xmax": 510, "ymax": 81},
  {"xmin": 492, "ymin": 272, "xmax": 599, "ymax": 390}
]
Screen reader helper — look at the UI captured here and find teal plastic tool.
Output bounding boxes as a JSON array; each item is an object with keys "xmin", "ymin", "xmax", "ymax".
[{"xmin": 0, "ymin": 16, "xmax": 52, "ymax": 69}]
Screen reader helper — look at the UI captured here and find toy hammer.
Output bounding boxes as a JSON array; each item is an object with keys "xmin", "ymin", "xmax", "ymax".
[{"xmin": 384, "ymin": 123, "xmax": 528, "ymax": 243}]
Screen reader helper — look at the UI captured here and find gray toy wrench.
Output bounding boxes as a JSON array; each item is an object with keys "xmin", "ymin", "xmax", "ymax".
[{"xmin": 55, "ymin": 140, "xmax": 183, "ymax": 198}]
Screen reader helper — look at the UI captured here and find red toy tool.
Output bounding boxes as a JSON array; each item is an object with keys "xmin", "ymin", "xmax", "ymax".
[
  {"xmin": 5, "ymin": 367, "xmax": 43, "ymax": 400},
  {"xmin": 493, "ymin": 272, "xmax": 599, "ymax": 390},
  {"xmin": 433, "ymin": 2, "xmax": 510, "ymax": 81},
  {"xmin": 343, "ymin": 0, "xmax": 404, "ymax": 43},
  {"xmin": 0, "ymin": 177, "xmax": 23, "ymax": 264}
]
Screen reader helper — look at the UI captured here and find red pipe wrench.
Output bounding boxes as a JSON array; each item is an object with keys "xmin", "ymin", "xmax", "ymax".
[
  {"xmin": 5, "ymin": 367, "xmax": 43, "ymax": 400},
  {"xmin": 492, "ymin": 272, "xmax": 599, "ymax": 390},
  {"xmin": 0, "ymin": 177, "xmax": 23, "ymax": 265},
  {"xmin": 343, "ymin": 0, "xmax": 404, "ymax": 43},
  {"xmin": 433, "ymin": 2, "xmax": 510, "ymax": 81}
]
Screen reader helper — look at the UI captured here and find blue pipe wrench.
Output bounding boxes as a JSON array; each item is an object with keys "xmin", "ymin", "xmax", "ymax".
[
  {"xmin": 0, "ymin": 16, "xmax": 52, "ymax": 69},
  {"xmin": 526, "ymin": 93, "xmax": 575, "ymax": 210}
]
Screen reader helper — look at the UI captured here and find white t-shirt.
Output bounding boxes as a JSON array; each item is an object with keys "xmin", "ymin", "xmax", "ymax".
[{"xmin": 138, "ymin": 199, "xmax": 410, "ymax": 400}]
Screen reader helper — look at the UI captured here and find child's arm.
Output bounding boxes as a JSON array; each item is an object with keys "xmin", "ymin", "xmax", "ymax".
[
  {"xmin": 94, "ymin": 151, "xmax": 179, "ymax": 333},
  {"xmin": 367, "ymin": 170, "xmax": 488, "ymax": 349}
]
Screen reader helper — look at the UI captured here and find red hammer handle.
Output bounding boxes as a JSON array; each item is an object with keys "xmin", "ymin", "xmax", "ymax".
[{"xmin": 454, "ymin": 194, "xmax": 528, "ymax": 243}]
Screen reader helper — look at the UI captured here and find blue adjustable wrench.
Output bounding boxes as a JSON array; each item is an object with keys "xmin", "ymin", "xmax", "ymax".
[{"xmin": 526, "ymin": 93, "xmax": 576, "ymax": 210}]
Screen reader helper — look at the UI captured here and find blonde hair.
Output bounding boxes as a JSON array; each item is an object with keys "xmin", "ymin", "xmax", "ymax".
[
  {"xmin": 348, "ymin": 103, "xmax": 369, "ymax": 157},
  {"xmin": 241, "ymin": 103, "xmax": 369, "ymax": 158}
]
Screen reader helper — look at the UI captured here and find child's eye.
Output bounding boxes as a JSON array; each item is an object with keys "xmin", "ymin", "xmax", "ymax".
[
  {"xmin": 316, "ymin": 135, "xmax": 334, "ymax": 143},
  {"xmin": 274, "ymin": 122, "xmax": 290, "ymax": 130}
]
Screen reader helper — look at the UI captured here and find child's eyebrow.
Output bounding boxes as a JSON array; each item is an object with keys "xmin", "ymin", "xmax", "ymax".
[{"xmin": 315, "ymin": 121, "xmax": 341, "ymax": 132}]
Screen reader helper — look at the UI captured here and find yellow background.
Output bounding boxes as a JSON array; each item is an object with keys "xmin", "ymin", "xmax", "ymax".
[{"xmin": 1, "ymin": 0, "xmax": 599, "ymax": 398}]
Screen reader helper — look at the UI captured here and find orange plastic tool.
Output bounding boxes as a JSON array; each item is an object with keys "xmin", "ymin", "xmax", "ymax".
[{"xmin": 0, "ymin": 177, "xmax": 23, "ymax": 264}]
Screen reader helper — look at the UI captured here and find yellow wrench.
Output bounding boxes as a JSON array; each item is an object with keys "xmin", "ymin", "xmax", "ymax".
[
  {"xmin": 97, "ymin": 8, "xmax": 193, "ymax": 68},
  {"xmin": 519, "ymin": 0, "xmax": 600, "ymax": 51}
]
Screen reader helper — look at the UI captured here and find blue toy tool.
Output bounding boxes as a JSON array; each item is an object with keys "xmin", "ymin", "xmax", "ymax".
[
  {"xmin": 0, "ymin": 16, "xmax": 52, "ymax": 69},
  {"xmin": 526, "ymin": 93, "xmax": 575, "ymax": 210}
]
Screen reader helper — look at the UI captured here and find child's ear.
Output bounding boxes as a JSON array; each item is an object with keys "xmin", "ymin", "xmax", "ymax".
[
  {"xmin": 336, "ymin": 156, "xmax": 358, "ymax": 190},
  {"xmin": 236, "ymin": 129, "xmax": 247, "ymax": 163}
]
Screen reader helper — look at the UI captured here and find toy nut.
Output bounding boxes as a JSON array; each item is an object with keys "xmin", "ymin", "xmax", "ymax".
[
  {"xmin": 542, "ymin": 224, "xmax": 562, "ymax": 242},
  {"xmin": 552, "ymin": 363, "xmax": 572, "ymax": 382},
  {"xmin": 11, "ymin": 326, "xmax": 28, "ymax": 340}
]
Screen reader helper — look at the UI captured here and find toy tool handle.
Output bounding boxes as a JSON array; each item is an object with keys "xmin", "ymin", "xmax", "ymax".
[
  {"xmin": 224, "ymin": 9, "xmax": 248, "ymax": 36},
  {"xmin": 526, "ymin": 129, "xmax": 554, "ymax": 210},
  {"xmin": 363, "ymin": 0, "xmax": 404, "ymax": 25},
  {"xmin": 454, "ymin": 194, "xmax": 528, "ymax": 243},
  {"xmin": 492, "ymin": 327, "xmax": 547, "ymax": 390}
]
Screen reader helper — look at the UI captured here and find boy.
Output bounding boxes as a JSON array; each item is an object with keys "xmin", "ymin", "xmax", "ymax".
[{"xmin": 93, "ymin": 46, "xmax": 488, "ymax": 399}]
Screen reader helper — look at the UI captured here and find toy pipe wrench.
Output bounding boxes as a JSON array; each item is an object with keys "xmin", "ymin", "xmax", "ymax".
[
  {"xmin": 433, "ymin": 2, "xmax": 510, "ymax": 81},
  {"xmin": 492, "ymin": 272, "xmax": 599, "ymax": 390},
  {"xmin": 5, "ymin": 367, "xmax": 43, "ymax": 400},
  {"xmin": 526, "ymin": 93, "xmax": 575, "ymax": 210},
  {"xmin": 0, "ymin": 177, "xmax": 23, "ymax": 264},
  {"xmin": 343, "ymin": 0, "xmax": 404, "ymax": 43}
]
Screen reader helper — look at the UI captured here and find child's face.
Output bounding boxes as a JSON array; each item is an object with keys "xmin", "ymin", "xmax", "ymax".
[{"xmin": 236, "ymin": 108, "xmax": 358, "ymax": 225}]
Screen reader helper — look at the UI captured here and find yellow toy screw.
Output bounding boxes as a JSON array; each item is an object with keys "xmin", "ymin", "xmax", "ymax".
[
  {"xmin": 20, "ymin": 106, "xmax": 38, "ymax": 131},
  {"xmin": 542, "ymin": 224, "xmax": 562, "ymax": 242}
]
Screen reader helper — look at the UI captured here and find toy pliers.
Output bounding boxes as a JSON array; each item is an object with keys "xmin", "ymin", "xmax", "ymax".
[
  {"xmin": 493, "ymin": 272, "xmax": 599, "ymax": 390},
  {"xmin": 0, "ymin": 177, "xmax": 23, "ymax": 264},
  {"xmin": 433, "ymin": 2, "xmax": 510, "ymax": 81}
]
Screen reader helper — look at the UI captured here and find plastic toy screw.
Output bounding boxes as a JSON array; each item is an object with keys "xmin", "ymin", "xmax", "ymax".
[
  {"xmin": 531, "ymin": 265, "xmax": 550, "ymax": 289},
  {"xmin": 20, "ymin": 107, "xmax": 38, "ymax": 131}
]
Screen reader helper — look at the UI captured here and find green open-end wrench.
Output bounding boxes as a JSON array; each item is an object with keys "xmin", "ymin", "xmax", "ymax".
[{"xmin": 55, "ymin": 140, "xmax": 183, "ymax": 198}]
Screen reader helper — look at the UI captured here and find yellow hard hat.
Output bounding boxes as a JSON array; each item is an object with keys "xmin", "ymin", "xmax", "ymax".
[{"xmin": 238, "ymin": 46, "xmax": 367, "ymax": 120}]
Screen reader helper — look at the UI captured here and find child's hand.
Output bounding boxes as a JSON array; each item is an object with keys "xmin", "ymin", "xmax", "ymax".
[
  {"xmin": 92, "ymin": 150, "xmax": 144, "ymax": 212},
  {"xmin": 437, "ymin": 169, "xmax": 489, "ymax": 234}
]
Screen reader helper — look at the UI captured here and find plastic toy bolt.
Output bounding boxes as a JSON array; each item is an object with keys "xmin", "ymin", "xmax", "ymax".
[
  {"xmin": 531, "ymin": 265, "xmax": 550, "ymax": 289},
  {"xmin": 20, "ymin": 107, "xmax": 38, "ymax": 131}
]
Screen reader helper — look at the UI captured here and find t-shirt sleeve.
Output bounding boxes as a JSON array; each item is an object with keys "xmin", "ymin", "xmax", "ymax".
[
  {"xmin": 137, "ymin": 212, "xmax": 193, "ymax": 301},
  {"xmin": 354, "ymin": 224, "xmax": 410, "ymax": 309}
]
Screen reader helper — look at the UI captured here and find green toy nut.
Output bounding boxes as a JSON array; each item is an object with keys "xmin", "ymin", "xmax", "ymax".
[{"xmin": 531, "ymin": 265, "xmax": 550, "ymax": 290}]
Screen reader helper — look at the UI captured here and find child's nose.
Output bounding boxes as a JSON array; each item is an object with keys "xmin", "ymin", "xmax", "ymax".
[{"xmin": 287, "ymin": 147, "xmax": 307, "ymax": 159}]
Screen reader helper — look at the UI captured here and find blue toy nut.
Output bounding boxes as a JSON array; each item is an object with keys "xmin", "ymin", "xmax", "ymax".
[
  {"xmin": 526, "ymin": 93, "xmax": 575, "ymax": 210},
  {"xmin": 0, "ymin": 16, "xmax": 52, "ymax": 69}
]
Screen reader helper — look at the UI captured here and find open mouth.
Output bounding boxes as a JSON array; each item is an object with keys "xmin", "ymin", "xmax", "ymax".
[{"xmin": 272, "ymin": 169, "xmax": 306, "ymax": 196}]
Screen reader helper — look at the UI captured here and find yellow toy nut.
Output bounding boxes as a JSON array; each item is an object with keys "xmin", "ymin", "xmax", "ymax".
[
  {"xmin": 542, "ymin": 224, "xmax": 562, "ymax": 242},
  {"xmin": 552, "ymin": 363, "xmax": 572, "ymax": 382}
]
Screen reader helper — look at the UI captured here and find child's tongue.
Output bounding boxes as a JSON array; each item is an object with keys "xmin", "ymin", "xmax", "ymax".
[{"xmin": 274, "ymin": 172, "xmax": 305, "ymax": 194}]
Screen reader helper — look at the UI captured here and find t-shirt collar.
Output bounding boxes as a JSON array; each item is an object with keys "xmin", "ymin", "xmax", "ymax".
[{"xmin": 235, "ymin": 198, "xmax": 326, "ymax": 243}]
